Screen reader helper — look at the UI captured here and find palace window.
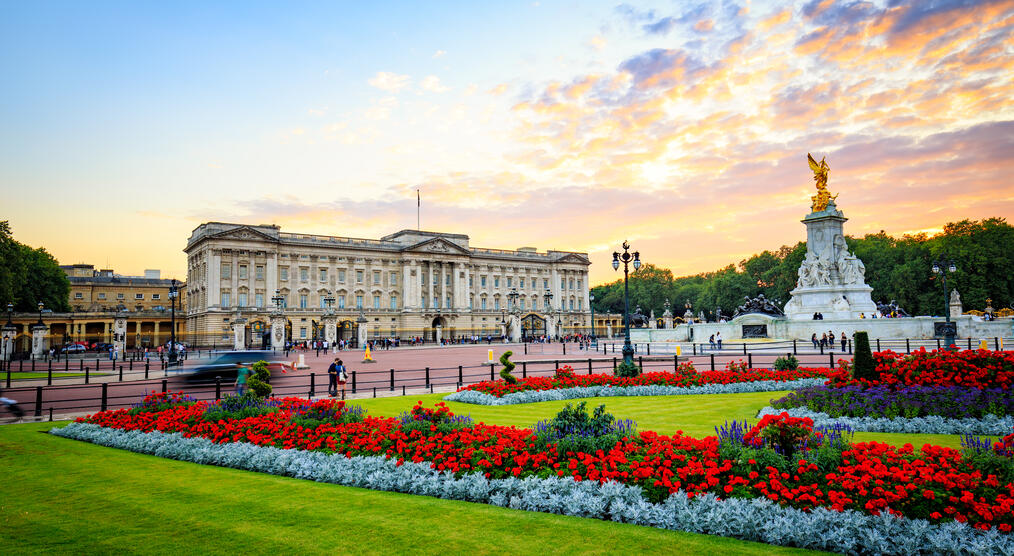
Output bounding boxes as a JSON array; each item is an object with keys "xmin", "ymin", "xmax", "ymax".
[
  {"xmin": 481, "ymin": 297, "xmax": 487, "ymax": 310},
  {"xmin": 356, "ymin": 295, "xmax": 363, "ymax": 309},
  {"xmin": 280, "ymin": 267, "xmax": 288, "ymax": 281},
  {"xmin": 356, "ymin": 270, "xmax": 363, "ymax": 284},
  {"xmin": 469, "ymin": 295, "xmax": 474, "ymax": 309},
  {"xmin": 494, "ymin": 277, "xmax": 500, "ymax": 288},
  {"xmin": 569, "ymin": 279, "xmax": 575, "ymax": 290},
  {"xmin": 507, "ymin": 277, "xmax": 512, "ymax": 288},
  {"xmin": 117, "ymin": 293, "xmax": 125, "ymax": 299},
  {"xmin": 221, "ymin": 292, "xmax": 231, "ymax": 306},
  {"xmin": 434, "ymin": 296, "xmax": 440, "ymax": 309},
  {"xmin": 135, "ymin": 293, "xmax": 144, "ymax": 300},
  {"xmin": 221, "ymin": 264, "xmax": 231, "ymax": 279},
  {"xmin": 469, "ymin": 276, "xmax": 473, "ymax": 287},
  {"xmin": 300, "ymin": 268, "xmax": 309, "ymax": 282},
  {"xmin": 433, "ymin": 273, "xmax": 438, "ymax": 285},
  {"xmin": 373, "ymin": 271, "xmax": 381, "ymax": 285},
  {"xmin": 520, "ymin": 278, "xmax": 525, "ymax": 289},
  {"xmin": 494, "ymin": 298, "xmax": 500, "ymax": 311},
  {"xmin": 300, "ymin": 327, "xmax": 307, "ymax": 339},
  {"xmin": 74, "ymin": 292, "xmax": 83, "ymax": 299},
  {"xmin": 338, "ymin": 270, "xmax": 345, "ymax": 283},
  {"xmin": 390, "ymin": 272, "xmax": 397, "ymax": 286},
  {"xmin": 299, "ymin": 294, "xmax": 308, "ymax": 308},
  {"xmin": 570, "ymin": 299, "xmax": 575, "ymax": 311},
  {"xmin": 338, "ymin": 295, "xmax": 345, "ymax": 309},
  {"xmin": 561, "ymin": 277, "xmax": 566, "ymax": 289},
  {"xmin": 390, "ymin": 296, "xmax": 397, "ymax": 310},
  {"xmin": 445, "ymin": 274, "xmax": 450, "ymax": 286},
  {"xmin": 373, "ymin": 295, "xmax": 380, "ymax": 309},
  {"xmin": 446, "ymin": 296, "xmax": 451, "ymax": 309},
  {"xmin": 320, "ymin": 269, "xmax": 328, "ymax": 282},
  {"xmin": 577, "ymin": 279, "xmax": 582, "ymax": 290},
  {"xmin": 543, "ymin": 278, "xmax": 548, "ymax": 289},
  {"xmin": 255, "ymin": 293, "xmax": 264, "ymax": 307},
  {"xmin": 256, "ymin": 266, "xmax": 264, "ymax": 281},
  {"xmin": 238, "ymin": 293, "xmax": 247, "ymax": 307},
  {"xmin": 481, "ymin": 276, "xmax": 487, "ymax": 287},
  {"xmin": 421, "ymin": 295, "xmax": 427, "ymax": 309},
  {"xmin": 152, "ymin": 294, "xmax": 160, "ymax": 300},
  {"xmin": 238, "ymin": 265, "xmax": 248, "ymax": 279}
]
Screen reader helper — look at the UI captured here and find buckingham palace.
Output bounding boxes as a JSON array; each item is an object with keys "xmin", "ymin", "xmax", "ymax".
[{"xmin": 184, "ymin": 222, "xmax": 591, "ymax": 348}]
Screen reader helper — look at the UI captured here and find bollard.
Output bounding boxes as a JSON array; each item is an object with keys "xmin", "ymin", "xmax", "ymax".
[
  {"xmin": 373, "ymin": 387, "xmax": 377, "ymax": 398},
  {"xmin": 554, "ymin": 360, "xmax": 559, "ymax": 371},
  {"xmin": 101, "ymin": 383, "xmax": 108, "ymax": 412},
  {"xmin": 968, "ymin": 337, "xmax": 972, "ymax": 350},
  {"xmin": 32, "ymin": 359, "xmax": 35, "ymax": 373},
  {"xmin": 522, "ymin": 362, "xmax": 527, "ymax": 378},
  {"xmin": 747, "ymin": 353, "xmax": 752, "ymax": 369},
  {"xmin": 162, "ymin": 379, "xmax": 167, "ymax": 393},
  {"xmin": 876, "ymin": 339, "xmax": 881, "ymax": 351},
  {"xmin": 48, "ymin": 365, "xmax": 52, "ymax": 386},
  {"xmin": 5, "ymin": 367, "xmax": 9, "ymax": 388},
  {"xmin": 563, "ymin": 343, "xmax": 566, "ymax": 355},
  {"xmin": 693, "ymin": 343, "xmax": 697, "ymax": 356},
  {"xmin": 793, "ymin": 339, "xmax": 797, "ymax": 355},
  {"xmin": 936, "ymin": 338, "xmax": 941, "ymax": 350},
  {"xmin": 425, "ymin": 367, "xmax": 430, "ymax": 387},
  {"xmin": 906, "ymin": 338, "xmax": 910, "ymax": 354},
  {"xmin": 673, "ymin": 354, "xmax": 678, "ymax": 369},
  {"xmin": 638, "ymin": 356, "xmax": 643, "ymax": 370},
  {"xmin": 34, "ymin": 386, "xmax": 42, "ymax": 417},
  {"xmin": 848, "ymin": 339, "xmax": 852, "ymax": 354},
  {"xmin": 402, "ymin": 385, "xmax": 406, "ymax": 396},
  {"xmin": 612, "ymin": 357, "xmax": 617, "ymax": 371},
  {"xmin": 119, "ymin": 365, "xmax": 123, "ymax": 381},
  {"xmin": 85, "ymin": 366, "xmax": 90, "ymax": 384},
  {"xmin": 215, "ymin": 376, "xmax": 222, "ymax": 400},
  {"xmin": 820, "ymin": 343, "xmax": 824, "ymax": 355},
  {"xmin": 145, "ymin": 360, "xmax": 150, "ymax": 379},
  {"xmin": 430, "ymin": 384, "xmax": 433, "ymax": 394},
  {"xmin": 129, "ymin": 358, "xmax": 133, "ymax": 371},
  {"xmin": 390, "ymin": 369, "xmax": 395, "ymax": 391},
  {"xmin": 996, "ymin": 337, "xmax": 1001, "ymax": 351},
  {"xmin": 49, "ymin": 407, "xmax": 53, "ymax": 422},
  {"xmin": 352, "ymin": 370, "xmax": 357, "ymax": 394},
  {"xmin": 524, "ymin": 344, "xmax": 527, "ymax": 355},
  {"xmin": 710, "ymin": 353, "xmax": 715, "ymax": 371},
  {"xmin": 647, "ymin": 344, "xmax": 650, "ymax": 356},
  {"xmin": 588, "ymin": 359, "xmax": 593, "ymax": 375},
  {"xmin": 489, "ymin": 364, "xmax": 494, "ymax": 381},
  {"xmin": 743, "ymin": 343, "xmax": 747, "ymax": 355},
  {"xmin": 829, "ymin": 352, "xmax": 834, "ymax": 368},
  {"xmin": 458, "ymin": 365, "xmax": 463, "ymax": 384},
  {"xmin": 65, "ymin": 357, "xmax": 69, "ymax": 372},
  {"xmin": 309, "ymin": 373, "xmax": 316, "ymax": 397}
]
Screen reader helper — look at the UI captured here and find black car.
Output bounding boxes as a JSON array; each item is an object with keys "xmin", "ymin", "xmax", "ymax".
[{"xmin": 183, "ymin": 351, "xmax": 290, "ymax": 383}]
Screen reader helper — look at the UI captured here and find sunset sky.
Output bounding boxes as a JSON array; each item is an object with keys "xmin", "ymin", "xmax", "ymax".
[{"xmin": 2, "ymin": 0, "xmax": 1012, "ymax": 286}]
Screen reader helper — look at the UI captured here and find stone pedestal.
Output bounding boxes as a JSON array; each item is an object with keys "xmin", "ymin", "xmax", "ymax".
[
  {"xmin": 232, "ymin": 317, "xmax": 247, "ymax": 351},
  {"xmin": 31, "ymin": 324, "xmax": 48, "ymax": 360},
  {"xmin": 2, "ymin": 324, "xmax": 17, "ymax": 361},
  {"xmin": 508, "ymin": 315, "xmax": 521, "ymax": 343},
  {"xmin": 356, "ymin": 320, "xmax": 368, "ymax": 348},
  {"xmin": 322, "ymin": 315, "xmax": 337, "ymax": 346},
  {"xmin": 270, "ymin": 314, "xmax": 286, "ymax": 351},
  {"xmin": 435, "ymin": 325, "xmax": 442, "ymax": 344},
  {"xmin": 606, "ymin": 323, "xmax": 612, "ymax": 338},
  {"xmin": 784, "ymin": 201, "xmax": 876, "ymax": 320},
  {"xmin": 113, "ymin": 314, "xmax": 127, "ymax": 355}
]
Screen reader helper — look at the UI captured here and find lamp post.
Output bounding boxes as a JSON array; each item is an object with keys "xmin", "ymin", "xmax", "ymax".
[
  {"xmin": 589, "ymin": 292, "xmax": 596, "ymax": 348},
  {"xmin": 931, "ymin": 260, "xmax": 957, "ymax": 350},
  {"xmin": 543, "ymin": 289, "xmax": 553, "ymax": 340},
  {"xmin": 612, "ymin": 241, "xmax": 641, "ymax": 367},
  {"xmin": 2, "ymin": 302, "xmax": 14, "ymax": 368},
  {"xmin": 168, "ymin": 279, "xmax": 179, "ymax": 364}
]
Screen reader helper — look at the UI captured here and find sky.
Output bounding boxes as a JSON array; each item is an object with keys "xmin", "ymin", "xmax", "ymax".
[{"xmin": 1, "ymin": 0, "xmax": 1012, "ymax": 286}]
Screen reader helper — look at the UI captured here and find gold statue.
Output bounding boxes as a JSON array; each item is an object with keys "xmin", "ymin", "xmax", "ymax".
[{"xmin": 807, "ymin": 153, "xmax": 837, "ymax": 212}]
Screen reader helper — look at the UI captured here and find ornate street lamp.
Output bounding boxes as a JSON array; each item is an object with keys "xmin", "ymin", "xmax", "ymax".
[
  {"xmin": 168, "ymin": 279, "xmax": 179, "ymax": 364},
  {"xmin": 589, "ymin": 292, "xmax": 597, "ymax": 348},
  {"xmin": 36, "ymin": 301, "xmax": 45, "ymax": 326},
  {"xmin": 271, "ymin": 289, "xmax": 285, "ymax": 312},
  {"xmin": 931, "ymin": 260, "xmax": 958, "ymax": 351},
  {"xmin": 507, "ymin": 288, "xmax": 520, "ymax": 314},
  {"xmin": 543, "ymin": 289, "xmax": 554, "ymax": 339},
  {"xmin": 612, "ymin": 241, "xmax": 641, "ymax": 367},
  {"xmin": 323, "ymin": 290, "xmax": 336, "ymax": 315}
]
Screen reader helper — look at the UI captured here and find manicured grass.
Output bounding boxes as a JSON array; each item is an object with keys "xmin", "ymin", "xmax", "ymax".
[
  {"xmin": 354, "ymin": 391, "xmax": 966, "ymax": 449},
  {"xmin": 0, "ymin": 422, "xmax": 824, "ymax": 555},
  {"xmin": 3, "ymin": 372, "xmax": 98, "ymax": 380}
]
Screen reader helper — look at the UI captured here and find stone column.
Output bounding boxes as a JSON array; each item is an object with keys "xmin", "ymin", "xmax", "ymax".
[
  {"xmin": 270, "ymin": 314, "xmax": 286, "ymax": 351},
  {"xmin": 31, "ymin": 324, "xmax": 48, "ymax": 360},
  {"xmin": 232, "ymin": 316, "xmax": 247, "ymax": 350},
  {"xmin": 357, "ymin": 318, "xmax": 368, "ymax": 347},
  {"xmin": 113, "ymin": 313, "xmax": 128, "ymax": 356},
  {"xmin": 266, "ymin": 253, "xmax": 278, "ymax": 304},
  {"xmin": 402, "ymin": 262, "xmax": 412, "ymax": 309},
  {"xmin": 1, "ymin": 323, "xmax": 16, "ymax": 362},
  {"xmin": 209, "ymin": 250, "xmax": 221, "ymax": 306},
  {"xmin": 322, "ymin": 314, "xmax": 337, "ymax": 345},
  {"xmin": 606, "ymin": 322, "xmax": 613, "ymax": 338}
]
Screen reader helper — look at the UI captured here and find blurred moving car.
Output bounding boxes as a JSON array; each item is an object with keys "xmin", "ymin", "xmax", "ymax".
[
  {"xmin": 182, "ymin": 351, "xmax": 291, "ymax": 383},
  {"xmin": 60, "ymin": 344, "xmax": 87, "ymax": 354}
]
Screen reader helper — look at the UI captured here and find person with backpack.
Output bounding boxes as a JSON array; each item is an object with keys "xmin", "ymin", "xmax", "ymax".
[{"xmin": 336, "ymin": 358, "xmax": 348, "ymax": 399}]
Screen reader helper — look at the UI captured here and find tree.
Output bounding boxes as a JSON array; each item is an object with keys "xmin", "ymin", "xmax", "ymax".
[{"xmin": 0, "ymin": 221, "xmax": 71, "ymax": 312}]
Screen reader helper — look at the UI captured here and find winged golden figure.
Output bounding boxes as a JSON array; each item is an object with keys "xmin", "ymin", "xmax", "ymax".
[{"xmin": 807, "ymin": 153, "xmax": 836, "ymax": 211}]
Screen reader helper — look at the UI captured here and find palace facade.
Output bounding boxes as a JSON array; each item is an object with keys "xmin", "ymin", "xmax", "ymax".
[{"xmin": 184, "ymin": 223, "xmax": 591, "ymax": 347}]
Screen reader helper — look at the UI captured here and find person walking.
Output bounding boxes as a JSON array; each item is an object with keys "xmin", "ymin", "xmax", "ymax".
[
  {"xmin": 0, "ymin": 386, "xmax": 25, "ymax": 422},
  {"xmin": 327, "ymin": 357, "xmax": 340, "ymax": 397},
  {"xmin": 811, "ymin": 333, "xmax": 818, "ymax": 349},
  {"xmin": 840, "ymin": 332, "xmax": 847, "ymax": 352},
  {"xmin": 336, "ymin": 358, "xmax": 348, "ymax": 399},
  {"xmin": 709, "ymin": 334, "xmax": 716, "ymax": 350},
  {"xmin": 820, "ymin": 333, "xmax": 828, "ymax": 349},
  {"xmin": 234, "ymin": 362, "xmax": 251, "ymax": 396}
]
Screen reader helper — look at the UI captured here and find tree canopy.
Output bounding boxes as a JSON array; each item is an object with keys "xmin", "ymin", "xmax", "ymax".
[
  {"xmin": 591, "ymin": 218, "xmax": 1013, "ymax": 320},
  {"xmin": 0, "ymin": 221, "xmax": 71, "ymax": 313}
]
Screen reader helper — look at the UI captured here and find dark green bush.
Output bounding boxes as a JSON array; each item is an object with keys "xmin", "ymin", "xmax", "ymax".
[
  {"xmin": 499, "ymin": 350, "xmax": 517, "ymax": 384},
  {"xmin": 615, "ymin": 360, "xmax": 641, "ymax": 378},
  {"xmin": 774, "ymin": 354, "xmax": 799, "ymax": 371},
  {"xmin": 533, "ymin": 402, "xmax": 637, "ymax": 457},
  {"xmin": 247, "ymin": 360, "xmax": 272, "ymax": 398},
  {"xmin": 852, "ymin": 331, "xmax": 876, "ymax": 381}
]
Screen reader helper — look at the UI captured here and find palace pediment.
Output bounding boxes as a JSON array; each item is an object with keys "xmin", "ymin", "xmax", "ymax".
[
  {"xmin": 404, "ymin": 237, "xmax": 471, "ymax": 256},
  {"xmin": 209, "ymin": 226, "xmax": 279, "ymax": 243}
]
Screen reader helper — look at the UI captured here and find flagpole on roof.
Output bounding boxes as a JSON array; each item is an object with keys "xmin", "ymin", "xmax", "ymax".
[{"xmin": 417, "ymin": 189, "xmax": 420, "ymax": 231}]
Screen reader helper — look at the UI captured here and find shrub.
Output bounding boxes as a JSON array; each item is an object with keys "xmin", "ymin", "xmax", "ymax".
[
  {"xmin": 290, "ymin": 399, "xmax": 367, "ymax": 429},
  {"xmin": 726, "ymin": 359, "xmax": 749, "ymax": 372},
  {"xmin": 128, "ymin": 391, "xmax": 197, "ymax": 415},
  {"xmin": 532, "ymin": 401, "xmax": 636, "ymax": 457},
  {"xmin": 499, "ymin": 351, "xmax": 517, "ymax": 384},
  {"xmin": 247, "ymin": 360, "xmax": 272, "ymax": 398},
  {"xmin": 199, "ymin": 394, "xmax": 280, "ymax": 423},
  {"xmin": 851, "ymin": 332, "xmax": 876, "ymax": 382},
  {"xmin": 398, "ymin": 401, "xmax": 473, "ymax": 435},
  {"xmin": 555, "ymin": 365, "xmax": 575, "ymax": 379},
  {"xmin": 615, "ymin": 360, "xmax": 641, "ymax": 378},
  {"xmin": 773, "ymin": 354, "xmax": 799, "ymax": 371}
]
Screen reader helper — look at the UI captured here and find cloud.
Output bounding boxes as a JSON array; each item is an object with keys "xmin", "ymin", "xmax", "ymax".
[
  {"xmin": 588, "ymin": 35, "xmax": 607, "ymax": 50},
  {"xmin": 432, "ymin": 50, "xmax": 446, "ymax": 58},
  {"xmin": 488, "ymin": 83, "xmax": 510, "ymax": 95},
  {"xmin": 420, "ymin": 75, "xmax": 450, "ymax": 93},
  {"xmin": 368, "ymin": 71, "xmax": 411, "ymax": 92}
]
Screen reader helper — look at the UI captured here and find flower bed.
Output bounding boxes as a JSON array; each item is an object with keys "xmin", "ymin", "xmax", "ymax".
[
  {"xmin": 63, "ymin": 394, "xmax": 1014, "ymax": 538},
  {"xmin": 770, "ymin": 385, "xmax": 1014, "ymax": 420},
  {"xmin": 455, "ymin": 363, "xmax": 837, "ymax": 398},
  {"xmin": 757, "ymin": 406, "xmax": 1014, "ymax": 435},
  {"xmin": 830, "ymin": 349, "xmax": 1014, "ymax": 389}
]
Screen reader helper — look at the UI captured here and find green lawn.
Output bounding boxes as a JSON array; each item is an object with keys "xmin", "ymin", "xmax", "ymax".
[
  {"xmin": 1, "ymin": 422, "xmax": 823, "ymax": 555},
  {"xmin": 0, "ymin": 389, "xmax": 972, "ymax": 554}
]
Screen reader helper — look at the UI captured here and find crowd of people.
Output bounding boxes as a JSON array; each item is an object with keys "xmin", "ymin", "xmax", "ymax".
[{"xmin": 811, "ymin": 331, "xmax": 848, "ymax": 351}]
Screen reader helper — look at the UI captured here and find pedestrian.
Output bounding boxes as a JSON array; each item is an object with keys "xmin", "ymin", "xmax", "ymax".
[
  {"xmin": 336, "ymin": 358, "xmax": 348, "ymax": 399},
  {"xmin": 840, "ymin": 332, "xmax": 847, "ymax": 352},
  {"xmin": 715, "ymin": 332, "xmax": 723, "ymax": 350},
  {"xmin": 709, "ymin": 334, "xmax": 716, "ymax": 350},
  {"xmin": 811, "ymin": 333, "xmax": 818, "ymax": 349},
  {"xmin": 327, "ymin": 357, "xmax": 340, "ymax": 397},
  {"xmin": 234, "ymin": 362, "xmax": 251, "ymax": 396},
  {"xmin": 820, "ymin": 333, "xmax": 827, "ymax": 348}
]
